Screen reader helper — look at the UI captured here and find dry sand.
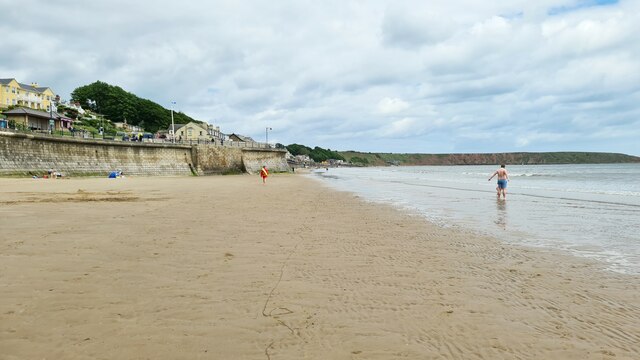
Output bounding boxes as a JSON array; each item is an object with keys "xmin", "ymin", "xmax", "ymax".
[{"xmin": 0, "ymin": 174, "xmax": 638, "ymax": 359}]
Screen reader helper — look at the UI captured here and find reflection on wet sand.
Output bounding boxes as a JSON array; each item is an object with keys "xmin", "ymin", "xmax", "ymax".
[{"xmin": 495, "ymin": 198, "xmax": 507, "ymax": 229}]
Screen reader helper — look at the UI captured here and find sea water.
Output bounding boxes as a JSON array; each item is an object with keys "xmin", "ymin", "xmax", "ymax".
[{"xmin": 310, "ymin": 164, "xmax": 640, "ymax": 275}]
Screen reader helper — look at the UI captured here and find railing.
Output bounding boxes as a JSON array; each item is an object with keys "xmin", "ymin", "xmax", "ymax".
[
  {"xmin": 222, "ymin": 141, "xmax": 271, "ymax": 149},
  {"xmin": 0, "ymin": 127, "xmax": 273, "ymax": 149},
  {"xmin": 17, "ymin": 94, "xmax": 42, "ymax": 103}
]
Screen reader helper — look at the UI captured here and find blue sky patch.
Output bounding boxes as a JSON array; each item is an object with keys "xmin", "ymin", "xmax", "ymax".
[{"xmin": 549, "ymin": 0, "xmax": 619, "ymax": 16}]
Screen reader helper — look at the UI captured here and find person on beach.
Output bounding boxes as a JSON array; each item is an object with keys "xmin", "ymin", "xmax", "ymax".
[
  {"xmin": 260, "ymin": 165, "xmax": 269, "ymax": 184},
  {"xmin": 488, "ymin": 164, "xmax": 509, "ymax": 199}
]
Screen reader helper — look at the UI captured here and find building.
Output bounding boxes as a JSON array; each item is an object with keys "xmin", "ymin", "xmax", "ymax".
[
  {"xmin": 294, "ymin": 154, "xmax": 312, "ymax": 164},
  {"xmin": 228, "ymin": 133, "xmax": 255, "ymax": 142},
  {"xmin": 60, "ymin": 100, "xmax": 86, "ymax": 115},
  {"xmin": 169, "ymin": 122, "xmax": 211, "ymax": 142},
  {"xmin": 113, "ymin": 120, "xmax": 143, "ymax": 133},
  {"xmin": 2, "ymin": 107, "xmax": 73, "ymax": 131},
  {"xmin": 206, "ymin": 124, "xmax": 224, "ymax": 142},
  {"xmin": 0, "ymin": 78, "xmax": 56, "ymax": 111}
]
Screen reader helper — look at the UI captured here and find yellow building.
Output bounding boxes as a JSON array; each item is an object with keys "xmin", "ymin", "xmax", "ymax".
[
  {"xmin": 0, "ymin": 78, "xmax": 56, "ymax": 111},
  {"xmin": 171, "ymin": 122, "xmax": 211, "ymax": 142}
]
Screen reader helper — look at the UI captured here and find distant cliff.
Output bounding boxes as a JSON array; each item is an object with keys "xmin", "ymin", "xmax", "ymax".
[{"xmin": 339, "ymin": 151, "xmax": 640, "ymax": 166}]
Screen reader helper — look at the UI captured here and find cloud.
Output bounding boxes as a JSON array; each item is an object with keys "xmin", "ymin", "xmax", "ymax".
[
  {"xmin": 1, "ymin": 0, "xmax": 638, "ymax": 155},
  {"xmin": 381, "ymin": 9, "xmax": 456, "ymax": 48},
  {"xmin": 377, "ymin": 97, "xmax": 410, "ymax": 114},
  {"xmin": 380, "ymin": 118, "xmax": 426, "ymax": 138}
]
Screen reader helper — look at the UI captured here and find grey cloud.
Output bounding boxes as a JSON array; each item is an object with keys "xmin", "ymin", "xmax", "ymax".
[
  {"xmin": 2, "ymin": 0, "xmax": 639, "ymax": 155},
  {"xmin": 381, "ymin": 13, "xmax": 450, "ymax": 48}
]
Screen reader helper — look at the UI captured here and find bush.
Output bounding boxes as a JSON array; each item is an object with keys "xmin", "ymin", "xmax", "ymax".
[{"xmin": 350, "ymin": 156, "xmax": 369, "ymax": 164}]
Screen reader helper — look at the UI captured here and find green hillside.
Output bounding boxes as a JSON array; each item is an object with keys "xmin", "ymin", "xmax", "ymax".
[
  {"xmin": 338, "ymin": 151, "xmax": 640, "ymax": 166},
  {"xmin": 71, "ymin": 81, "xmax": 201, "ymax": 132},
  {"xmin": 286, "ymin": 143, "xmax": 346, "ymax": 162}
]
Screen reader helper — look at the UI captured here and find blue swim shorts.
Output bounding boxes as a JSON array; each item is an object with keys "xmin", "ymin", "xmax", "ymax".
[{"xmin": 497, "ymin": 179, "xmax": 508, "ymax": 189}]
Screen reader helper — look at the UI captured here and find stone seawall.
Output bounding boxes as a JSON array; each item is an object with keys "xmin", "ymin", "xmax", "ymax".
[
  {"xmin": 241, "ymin": 148, "xmax": 290, "ymax": 174},
  {"xmin": 191, "ymin": 146, "xmax": 289, "ymax": 175},
  {"xmin": 191, "ymin": 145, "xmax": 244, "ymax": 175},
  {"xmin": 0, "ymin": 131, "xmax": 289, "ymax": 177}
]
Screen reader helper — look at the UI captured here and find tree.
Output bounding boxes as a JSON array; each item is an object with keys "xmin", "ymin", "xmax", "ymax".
[
  {"xmin": 286, "ymin": 143, "xmax": 312, "ymax": 156},
  {"xmin": 286, "ymin": 143, "xmax": 346, "ymax": 162},
  {"xmin": 71, "ymin": 81, "xmax": 202, "ymax": 132}
]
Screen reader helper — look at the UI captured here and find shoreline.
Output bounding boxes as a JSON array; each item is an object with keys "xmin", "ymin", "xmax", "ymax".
[
  {"xmin": 305, "ymin": 165, "xmax": 640, "ymax": 276},
  {"xmin": 1, "ymin": 174, "xmax": 638, "ymax": 359}
]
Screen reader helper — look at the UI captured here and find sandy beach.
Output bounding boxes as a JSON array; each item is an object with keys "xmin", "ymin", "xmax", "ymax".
[{"xmin": 1, "ymin": 174, "xmax": 638, "ymax": 359}]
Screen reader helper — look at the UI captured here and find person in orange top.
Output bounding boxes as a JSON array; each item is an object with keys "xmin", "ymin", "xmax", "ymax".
[{"xmin": 260, "ymin": 165, "xmax": 269, "ymax": 184}]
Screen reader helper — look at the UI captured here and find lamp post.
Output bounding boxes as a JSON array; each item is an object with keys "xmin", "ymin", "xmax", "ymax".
[
  {"xmin": 87, "ymin": 99, "xmax": 102, "ymax": 137},
  {"xmin": 170, "ymin": 101, "xmax": 176, "ymax": 143},
  {"xmin": 49, "ymin": 102, "xmax": 54, "ymax": 135},
  {"xmin": 265, "ymin": 127, "xmax": 272, "ymax": 147}
]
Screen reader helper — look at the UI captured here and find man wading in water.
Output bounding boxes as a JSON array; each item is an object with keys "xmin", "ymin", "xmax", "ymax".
[{"xmin": 488, "ymin": 164, "xmax": 509, "ymax": 199}]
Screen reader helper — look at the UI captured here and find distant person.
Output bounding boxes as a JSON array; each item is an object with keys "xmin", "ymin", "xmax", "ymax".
[
  {"xmin": 488, "ymin": 164, "xmax": 509, "ymax": 199},
  {"xmin": 260, "ymin": 166, "xmax": 269, "ymax": 184}
]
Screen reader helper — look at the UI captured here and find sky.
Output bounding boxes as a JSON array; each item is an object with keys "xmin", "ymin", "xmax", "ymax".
[{"xmin": 1, "ymin": 0, "xmax": 639, "ymax": 155}]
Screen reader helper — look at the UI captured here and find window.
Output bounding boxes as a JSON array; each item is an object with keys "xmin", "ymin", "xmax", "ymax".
[
  {"xmin": 12, "ymin": 88, "xmax": 16, "ymax": 93},
  {"xmin": 187, "ymin": 129, "xmax": 193, "ymax": 136},
  {"xmin": 199, "ymin": 131, "xmax": 203, "ymax": 136},
  {"xmin": 12, "ymin": 99, "xmax": 16, "ymax": 105}
]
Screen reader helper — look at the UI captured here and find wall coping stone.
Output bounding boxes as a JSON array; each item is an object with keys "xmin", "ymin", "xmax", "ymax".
[{"xmin": 0, "ymin": 131, "xmax": 192, "ymax": 150}]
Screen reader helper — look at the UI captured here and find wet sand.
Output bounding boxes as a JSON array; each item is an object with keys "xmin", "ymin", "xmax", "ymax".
[{"xmin": 0, "ymin": 174, "xmax": 638, "ymax": 359}]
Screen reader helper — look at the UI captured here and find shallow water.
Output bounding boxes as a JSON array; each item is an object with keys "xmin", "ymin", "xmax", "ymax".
[{"xmin": 311, "ymin": 164, "xmax": 640, "ymax": 274}]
